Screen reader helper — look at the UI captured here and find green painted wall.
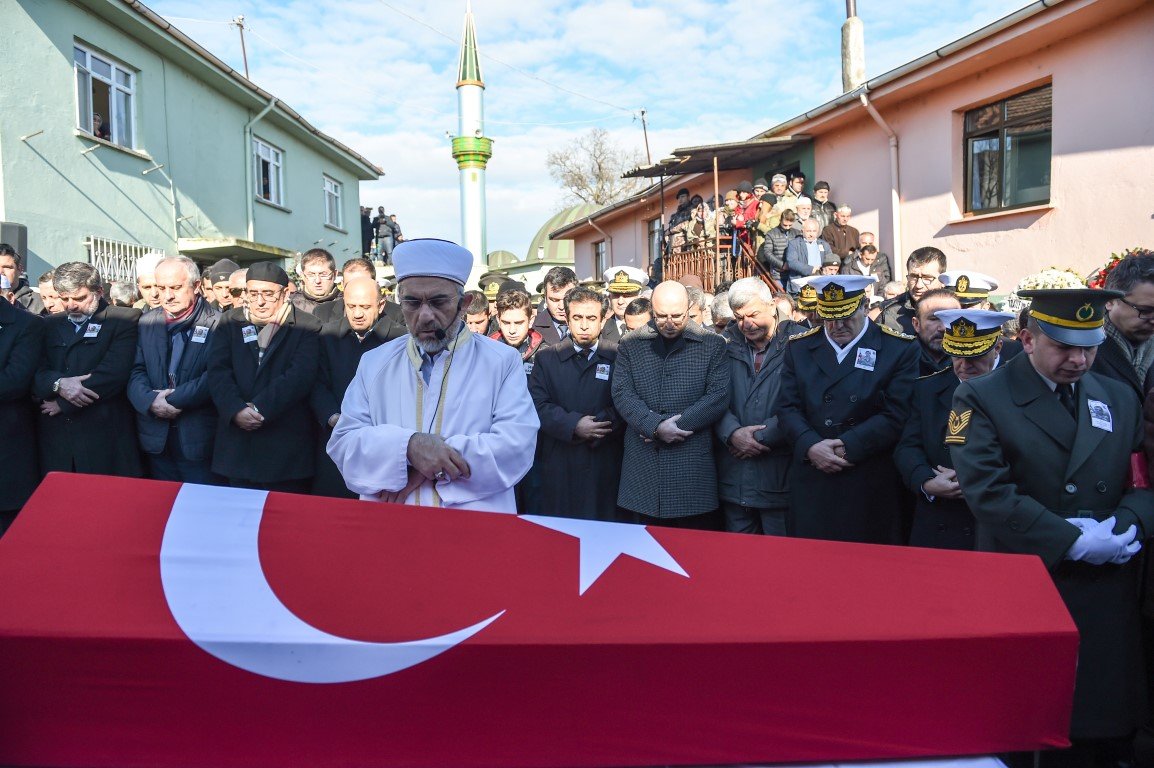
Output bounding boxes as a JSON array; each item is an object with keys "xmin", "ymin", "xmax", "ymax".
[{"xmin": 0, "ymin": 0, "xmax": 374, "ymax": 279}]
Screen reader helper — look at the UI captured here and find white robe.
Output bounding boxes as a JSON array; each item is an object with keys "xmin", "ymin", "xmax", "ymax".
[{"xmin": 326, "ymin": 325, "xmax": 539, "ymax": 513}]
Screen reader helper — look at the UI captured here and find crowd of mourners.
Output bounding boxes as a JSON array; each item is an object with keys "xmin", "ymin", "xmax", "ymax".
[{"xmin": 2, "ymin": 177, "xmax": 1154, "ymax": 764}]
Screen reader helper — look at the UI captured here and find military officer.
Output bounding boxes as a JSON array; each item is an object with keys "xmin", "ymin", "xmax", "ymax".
[
  {"xmin": 951, "ymin": 288, "xmax": 1154, "ymax": 766},
  {"xmin": 774, "ymin": 274, "xmax": 919, "ymax": 543},
  {"xmin": 937, "ymin": 271, "xmax": 999, "ymax": 309},
  {"xmin": 893, "ymin": 308, "xmax": 1014, "ymax": 549},
  {"xmin": 792, "ymin": 278, "xmax": 819, "ymax": 328},
  {"xmin": 600, "ymin": 266, "xmax": 647, "ymax": 342}
]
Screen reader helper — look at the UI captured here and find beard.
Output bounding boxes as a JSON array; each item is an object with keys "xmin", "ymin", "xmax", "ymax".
[{"xmin": 411, "ymin": 319, "xmax": 462, "ymax": 355}]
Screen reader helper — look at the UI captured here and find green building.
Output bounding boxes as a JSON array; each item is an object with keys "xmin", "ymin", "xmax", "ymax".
[{"xmin": 0, "ymin": 0, "xmax": 381, "ymax": 283}]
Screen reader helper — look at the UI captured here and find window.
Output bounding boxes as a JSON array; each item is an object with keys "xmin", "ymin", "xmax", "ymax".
[
  {"xmin": 253, "ymin": 137, "xmax": 284, "ymax": 206},
  {"xmin": 323, "ymin": 176, "xmax": 343, "ymax": 228},
  {"xmin": 648, "ymin": 218, "xmax": 662, "ymax": 266},
  {"xmin": 593, "ymin": 241, "xmax": 608, "ymax": 277},
  {"xmin": 964, "ymin": 84, "xmax": 1052, "ymax": 213},
  {"xmin": 74, "ymin": 44, "xmax": 135, "ymax": 149}
]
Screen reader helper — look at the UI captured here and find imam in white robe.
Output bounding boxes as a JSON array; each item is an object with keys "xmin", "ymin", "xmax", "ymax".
[{"xmin": 327, "ymin": 325, "xmax": 539, "ymax": 513}]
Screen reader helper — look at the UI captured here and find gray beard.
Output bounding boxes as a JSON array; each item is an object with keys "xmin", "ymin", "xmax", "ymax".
[{"xmin": 411, "ymin": 319, "xmax": 463, "ymax": 355}]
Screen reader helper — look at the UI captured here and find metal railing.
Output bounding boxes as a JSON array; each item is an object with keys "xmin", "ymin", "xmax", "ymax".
[
  {"xmin": 84, "ymin": 236, "xmax": 164, "ymax": 284},
  {"xmin": 662, "ymin": 239, "xmax": 782, "ymax": 294}
]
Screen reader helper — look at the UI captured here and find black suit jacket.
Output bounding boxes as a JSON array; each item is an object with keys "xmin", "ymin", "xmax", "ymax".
[
  {"xmin": 127, "ymin": 299, "xmax": 221, "ymax": 459},
  {"xmin": 0, "ymin": 299, "xmax": 45, "ymax": 509},
  {"xmin": 207, "ymin": 306, "xmax": 322, "ymax": 483},
  {"xmin": 529, "ymin": 341, "xmax": 625, "ymax": 521},
  {"xmin": 310, "ymin": 315, "xmax": 408, "ymax": 497},
  {"xmin": 532, "ymin": 307, "xmax": 565, "ymax": 346},
  {"xmin": 893, "ymin": 368, "xmax": 975, "ymax": 549},
  {"xmin": 33, "ymin": 300, "xmax": 142, "ymax": 476}
]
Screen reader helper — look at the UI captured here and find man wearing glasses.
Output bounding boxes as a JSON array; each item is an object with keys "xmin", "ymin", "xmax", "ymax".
[
  {"xmin": 291, "ymin": 248, "xmax": 344, "ymax": 323},
  {"xmin": 328, "ymin": 239, "xmax": 539, "ymax": 512},
  {"xmin": 1091, "ymin": 251, "xmax": 1154, "ymax": 402},
  {"xmin": 207, "ymin": 261, "xmax": 323, "ymax": 492},
  {"xmin": 878, "ymin": 246, "xmax": 947, "ymax": 335}
]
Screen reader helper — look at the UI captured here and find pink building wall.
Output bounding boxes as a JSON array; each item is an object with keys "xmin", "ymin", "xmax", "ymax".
[{"xmin": 813, "ymin": 0, "xmax": 1154, "ymax": 288}]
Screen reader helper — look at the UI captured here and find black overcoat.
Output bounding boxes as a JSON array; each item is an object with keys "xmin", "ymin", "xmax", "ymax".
[
  {"xmin": 528, "ymin": 341, "xmax": 624, "ymax": 521},
  {"xmin": 126, "ymin": 300, "xmax": 221, "ymax": 459},
  {"xmin": 774, "ymin": 321, "xmax": 918, "ymax": 543},
  {"xmin": 33, "ymin": 301, "xmax": 142, "ymax": 477},
  {"xmin": 952, "ymin": 353, "xmax": 1154, "ymax": 738},
  {"xmin": 0, "ymin": 299, "xmax": 45, "ymax": 510},
  {"xmin": 310, "ymin": 315, "xmax": 407, "ymax": 497},
  {"xmin": 892, "ymin": 368, "xmax": 975, "ymax": 550},
  {"xmin": 207, "ymin": 306, "xmax": 322, "ymax": 484}
]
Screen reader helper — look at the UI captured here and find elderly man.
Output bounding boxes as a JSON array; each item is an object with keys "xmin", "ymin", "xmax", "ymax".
[
  {"xmin": 127, "ymin": 257, "xmax": 221, "ymax": 483},
  {"xmin": 1090, "ymin": 252, "xmax": 1154, "ymax": 402},
  {"xmin": 600, "ymin": 266, "xmax": 647, "ymax": 342},
  {"xmin": 33, "ymin": 262, "xmax": 142, "ymax": 477},
  {"xmin": 133, "ymin": 252, "xmax": 165, "ymax": 311},
  {"xmin": 327, "ymin": 239, "xmax": 539, "ymax": 511},
  {"xmin": 951, "ymin": 288, "xmax": 1154, "ymax": 766},
  {"xmin": 0, "ymin": 275, "xmax": 46, "ymax": 532},
  {"xmin": 893, "ymin": 307, "xmax": 1014, "ymax": 550},
  {"xmin": 782, "ymin": 219, "xmax": 834, "ymax": 294},
  {"xmin": 811, "ymin": 181, "xmax": 836, "ymax": 229},
  {"xmin": 227, "ymin": 268, "xmax": 247, "ymax": 309},
  {"xmin": 879, "ymin": 246, "xmax": 947, "ymax": 335},
  {"xmin": 208, "ymin": 261, "xmax": 323, "ymax": 492},
  {"xmin": 311, "ymin": 277, "xmax": 408, "ymax": 498},
  {"xmin": 291, "ymin": 248, "xmax": 344, "ymax": 322},
  {"xmin": 791, "ymin": 197, "xmax": 814, "ymax": 233},
  {"xmin": 0, "ymin": 243, "xmax": 44, "ymax": 315},
  {"xmin": 715, "ymin": 278, "xmax": 797, "ymax": 535},
  {"xmin": 532, "ymin": 266, "xmax": 579, "ymax": 345},
  {"xmin": 821, "ymin": 205, "xmax": 860, "ymax": 260},
  {"xmin": 612, "ymin": 281, "xmax": 729, "ymax": 529},
  {"xmin": 775, "ymin": 275, "xmax": 918, "ymax": 543},
  {"xmin": 529, "ymin": 287, "xmax": 625, "ymax": 521}
]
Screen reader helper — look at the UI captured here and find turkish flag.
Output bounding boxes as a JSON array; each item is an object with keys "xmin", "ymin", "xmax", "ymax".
[{"xmin": 0, "ymin": 474, "xmax": 1076, "ymax": 767}]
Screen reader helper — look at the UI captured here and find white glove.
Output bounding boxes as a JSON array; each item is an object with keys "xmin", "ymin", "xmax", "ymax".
[
  {"xmin": 1067, "ymin": 517, "xmax": 1098, "ymax": 534},
  {"xmin": 1066, "ymin": 516, "xmax": 1142, "ymax": 565}
]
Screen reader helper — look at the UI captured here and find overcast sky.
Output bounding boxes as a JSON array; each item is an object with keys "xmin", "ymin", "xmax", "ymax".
[{"xmin": 149, "ymin": 0, "xmax": 1031, "ymax": 259}]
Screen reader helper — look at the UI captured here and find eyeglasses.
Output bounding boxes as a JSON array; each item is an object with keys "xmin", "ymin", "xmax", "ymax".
[
  {"xmin": 1121, "ymin": 298, "xmax": 1154, "ymax": 319},
  {"xmin": 907, "ymin": 273, "xmax": 938, "ymax": 286},
  {"xmin": 246, "ymin": 289, "xmax": 283, "ymax": 301},
  {"xmin": 399, "ymin": 295, "xmax": 459, "ymax": 312},
  {"xmin": 653, "ymin": 311, "xmax": 687, "ymax": 323},
  {"xmin": 229, "ymin": 288, "xmax": 244, "ymax": 297},
  {"xmin": 303, "ymin": 271, "xmax": 334, "ymax": 281}
]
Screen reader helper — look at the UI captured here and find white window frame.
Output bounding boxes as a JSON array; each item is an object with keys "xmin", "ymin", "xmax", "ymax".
[
  {"xmin": 73, "ymin": 43, "xmax": 136, "ymax": 149},
  {"xmin": 252, "ymin": 137, "xmax": 285, "ymax": 207},
  {"xmin": 593, "ymin": 241, "xmax": 608, "ymax": 277},
  {"xmin": 323, "ymin": 175, "xmax": 343, "ymax": 228}
]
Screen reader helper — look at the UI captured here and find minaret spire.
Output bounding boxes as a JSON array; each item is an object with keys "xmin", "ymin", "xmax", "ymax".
[{"xmin": 451, "ymin": 1, "xmax": 492, "ymax": 266}]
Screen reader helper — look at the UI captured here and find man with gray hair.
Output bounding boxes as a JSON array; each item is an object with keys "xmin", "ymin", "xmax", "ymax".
[
  {"xmin": 685, "ymin": 285, "xmax": 708, "ymax": 326},
  {"xmin": 715, "ymin": 278, "xmax": 797, "ymax": 535},
  {"xmin": 710, "ymin": 291, "xmax": 734, "ymax": 333},
  {"xmin": 128, "ymin": 256, "xmax": 222, "ymax": 483},
  {"xmin": 133, "ymin": 252, "xmax": 164, "ymax": 311},
  {"xmin": 33, "ymin": 262, "xmax": 142, "ymax": 477},
  {"xmin": 822, "ymin": 204, "xmax": 861, "ymax": 260}
]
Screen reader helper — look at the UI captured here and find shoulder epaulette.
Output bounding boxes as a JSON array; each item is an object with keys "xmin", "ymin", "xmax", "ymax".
[
  {"xmin": 879, "ymin": 324, "xmax": 915, "ymax": 341},
  {"xmin": 788, "ymin": 326, "xmax": 821, "ymax": 341},
  {"xmin": 916, "ymin": 367, "xmax": 951, "ymax": 381}
]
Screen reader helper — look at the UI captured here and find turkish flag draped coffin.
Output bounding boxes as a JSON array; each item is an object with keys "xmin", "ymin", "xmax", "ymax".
[{"xmin": 0, "ymin": 474, "xmax": 1076, "ymax": 768}]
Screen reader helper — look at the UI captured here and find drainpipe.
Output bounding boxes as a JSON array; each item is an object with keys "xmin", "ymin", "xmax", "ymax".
[
  {"xmin": 859, "ymin": 93, "xmax": 903, "ymax": 278},
  {"xmin": 587, "ymin": 216, "xmax": 613, "ymax": 268},
  {"xmin": 244, "ymin": 97, "xmax": 278, "ymax": 242}
]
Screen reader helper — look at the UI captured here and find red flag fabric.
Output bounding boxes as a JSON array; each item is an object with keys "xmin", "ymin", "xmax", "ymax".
[{"xmin": 0, "ymin": 474, "xmax": 1076, "ymax": 767}]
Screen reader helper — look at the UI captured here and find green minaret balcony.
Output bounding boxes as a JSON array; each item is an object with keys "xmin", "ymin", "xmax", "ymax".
[{"xmin": 452, "ymin": 136, "xmax": 493, "ymax": 169}]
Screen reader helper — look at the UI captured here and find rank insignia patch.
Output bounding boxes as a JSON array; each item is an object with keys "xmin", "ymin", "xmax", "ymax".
[{"xmin": 945, "ymin": 409, "xmax": 972, "ymax": 445}]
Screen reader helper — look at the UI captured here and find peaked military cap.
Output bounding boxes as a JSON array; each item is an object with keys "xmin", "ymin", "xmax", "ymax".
[
  {"xmin": 935, "ymin": 308, "xmax": 1016, "ymax": 357},
  {"xmin": 809, "ymin": 275, "xmax": 876, "ymax": 320},
  {"xmin": 1018, "ymin": 287, "xmax": 1122, "ymax": 347}
]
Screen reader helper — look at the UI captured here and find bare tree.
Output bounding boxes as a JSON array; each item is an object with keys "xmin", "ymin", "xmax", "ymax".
[{"xmin": 546, "ymin": 128, "xmax": 645, "ymax": 207}]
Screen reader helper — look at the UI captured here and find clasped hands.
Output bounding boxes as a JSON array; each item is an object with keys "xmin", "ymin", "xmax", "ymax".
[
  {"xmin": 379, "ymin": 433, "xmax": 471, "ymax": 504},
  {"xmin": 807, "ymin": 438, "xmax": 853, "ymax": 474},
  {"xmin": 1066, "ymin": 516, "xmax": 1142, "ymax": 565}
]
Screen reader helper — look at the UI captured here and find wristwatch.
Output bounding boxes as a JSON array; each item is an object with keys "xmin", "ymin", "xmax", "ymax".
[{"xmin": 52, "ymin": 378, "xmax": 61, "ymax": 394}]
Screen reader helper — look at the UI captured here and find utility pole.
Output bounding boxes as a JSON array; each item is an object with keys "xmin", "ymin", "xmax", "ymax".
[
  {"xmin": 639, "ymin": 108, "xmax": 652, "ymax": 165},
  {"xmin": 232, "ymin": 15, "xmax": 250, "ymax": 79}
]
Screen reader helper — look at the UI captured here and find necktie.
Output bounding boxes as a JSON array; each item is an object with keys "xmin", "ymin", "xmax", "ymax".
[{"xmin": 1057, "ymin": 383, "xmax": 1076, "ymax": 419}]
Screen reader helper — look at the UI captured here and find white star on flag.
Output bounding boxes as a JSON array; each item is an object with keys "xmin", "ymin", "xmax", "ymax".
[{"xmin": 521, "ymin": 516, "xmax": 689, "ymax": 595}]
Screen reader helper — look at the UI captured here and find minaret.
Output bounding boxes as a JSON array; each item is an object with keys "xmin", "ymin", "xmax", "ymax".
[{"xmin": 451, "ymin": 2, "xmax": 492, "ymax": 265}]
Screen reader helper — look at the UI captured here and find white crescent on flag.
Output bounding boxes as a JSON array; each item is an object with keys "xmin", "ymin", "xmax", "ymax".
[{"xmin": 159, "ymin": 483, "xmax": 504, "ymax": 684}]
